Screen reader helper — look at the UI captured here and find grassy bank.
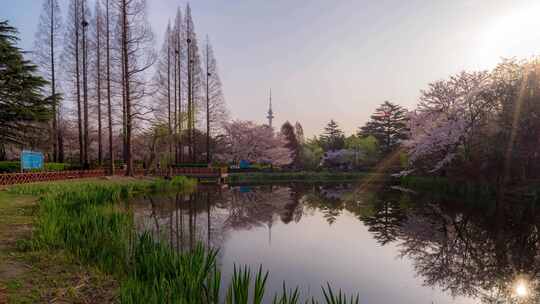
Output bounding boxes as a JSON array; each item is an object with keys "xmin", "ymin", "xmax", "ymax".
[
  {"xmin": 228, "ymin": 171, "xmax": 387, "ymax": 184},
  {"xmin": 0, "ymin": 183, "xmax": 120, "ymax": 303},
  {"xmin": 2, "ymin": 177, "xmax": 359, "ymax": 303}
]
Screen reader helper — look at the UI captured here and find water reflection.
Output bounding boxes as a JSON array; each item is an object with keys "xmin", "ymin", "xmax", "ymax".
[{"xmin": 130, "ymin": 183, "xmax": 540, "ymax": 303}]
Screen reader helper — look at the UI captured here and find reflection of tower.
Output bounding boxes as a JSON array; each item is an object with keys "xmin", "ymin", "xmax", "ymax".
[
  {"xmin": 267, "ymin": 89, "xmax": 274, "ymax": 128},
  {"xmin": 267, "ymin": 220, "xmax": 272, "ymax": 246}
]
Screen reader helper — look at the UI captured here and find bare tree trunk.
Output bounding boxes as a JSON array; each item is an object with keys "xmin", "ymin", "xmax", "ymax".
[
  {"xmin": 50, "ymin": 0, "xmax": 58, "ymax": 162},
  {"xmin": 121, "ymin": 0, "xmax": 133, "ymax": 176},
  {"xmin": 105, "ymin": 0, "xmax": 114, "ymax": 175},
  {"xmin": 121, "ymin": 44, "xmax": 127, "ymax": 166},
  {"xmin": 206, "ymin": 41, "xmax": 210, "ymax": 164},
  {"xmin": 82, "ymin": 0, "xmax": 89, "ymax": 168},
  {"xmin": 96, "ymin": 7, "xmax": 102, "ymax": 166},
  {"xmin": 186, "ymin": 19, "xmax": 193, "ymax": 162},
  {"xmin": 173, "ymin": 44, "xmax": 178, "ymax": 164},
  {"xmin": 178, "ymin": 28, "xmax": 183, "ymax": 164},
  {"xmin": 167, "ymin": 32, "xmax": 172, "ymax": 168},
  {"xmin": 75, "ymin": 0, "xmax": 83, "ymax": 166},
  {"xmin": 58, "ymin": 127, "xmax": 64, "ymax": 162}
]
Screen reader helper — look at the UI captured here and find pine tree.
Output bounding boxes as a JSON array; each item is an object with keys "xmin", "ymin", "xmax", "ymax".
[
  {"xmin": 295, "ymin": 122, "xmax": 305, "ymax": 145},
  {"xmin": 359, "ymin": 101, "xmax": 409, "ymax": 154},
  {"xmin": 320, "ymin": 119, "xmax": 345, "ymax": 151},
  {"xmin": 0, "ymin": 20, "xmax": 53, "ymax": 146},
  {"xmin": 33, "ymin": 0, "xmax": 63, "ymax": 161}
]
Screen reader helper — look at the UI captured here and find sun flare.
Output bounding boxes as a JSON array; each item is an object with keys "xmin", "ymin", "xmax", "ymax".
[
  {"xmin": 514, "ymin": 280, "xmax": 529, "ymax": 298},
  {"xmin": 479, "ymin": 4, "xmax": 540, "ymax": 68}
]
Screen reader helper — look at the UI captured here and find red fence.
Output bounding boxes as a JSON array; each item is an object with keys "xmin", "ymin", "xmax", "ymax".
[
  {"xmin": 0, "ymin": 167, "xmax": 227, "ymax": 186},
  {"xmin": 0, "ymin": 170, "xmax": 107, "ymax": 186}
]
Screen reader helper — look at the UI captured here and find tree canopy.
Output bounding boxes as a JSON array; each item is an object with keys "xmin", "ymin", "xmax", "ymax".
[
  {"xmin": 359, "ymin": 101, "xmax": 408, "ymax": 155},
  {"xmin": 0, "ymin": 20, "xmax": 53, "ymax": 146},
  {"xmin": 281, "ymin": 121, "xmax": 300, "ymax": 167},
  {"xmin": 320, "ymin": 119, "xmax": 345, "ymax": 151}
]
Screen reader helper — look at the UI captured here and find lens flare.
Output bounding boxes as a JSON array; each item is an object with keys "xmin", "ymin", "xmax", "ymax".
[{"xmin": 515, "ymin": 280, "xmax": 529, "ymax": 298}]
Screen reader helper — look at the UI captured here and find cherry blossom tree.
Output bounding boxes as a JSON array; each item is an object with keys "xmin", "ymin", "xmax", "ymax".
[
  {"xmin": 406, "ymin": 71, "xmax": 494, "ymax": 173},
  {"xmin": 215, "ymin": 120, "xmax": 292, "ymax": 166}
]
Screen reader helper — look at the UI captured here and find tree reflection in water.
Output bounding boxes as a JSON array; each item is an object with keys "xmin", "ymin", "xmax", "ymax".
[{"xmin": 130, "ymin": 183, "xmax": 540, "ymax": 304}]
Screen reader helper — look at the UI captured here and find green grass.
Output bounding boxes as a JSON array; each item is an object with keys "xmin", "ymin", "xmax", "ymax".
[
  {"xmin": 0, "ymin": 183, "xmax": 118, "ymax": 303},
  {"xmin": 228, "ymin": 171, "xmax": 385, "ymax": 184},
  {"xmin": 5, "ymin": 177, "xmax": 360, "ymax": 304}
]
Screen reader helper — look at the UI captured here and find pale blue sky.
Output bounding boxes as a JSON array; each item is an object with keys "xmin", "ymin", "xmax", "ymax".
[{"xmin": 3, "ymin": 0, "xmax": 540, "ymax": 136}]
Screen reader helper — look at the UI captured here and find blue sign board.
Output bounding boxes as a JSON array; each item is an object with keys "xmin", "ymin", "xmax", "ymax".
[
  {"xmin": 21, "ymin": 150, "xmax": 44, "ymax": 170},
  {"xmin": 239, "ymin": 160, "xmax": 250, "ymax": 169}
]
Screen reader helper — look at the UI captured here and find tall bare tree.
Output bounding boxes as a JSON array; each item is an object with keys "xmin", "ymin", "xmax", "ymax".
[
  {"xmin": 104, "ymin": 0, "xmax": 114, "ymax": 174},
  {"xmin": 173, "ymin": 8, "xmax": 185, "ymax": 164},
  {"xmin": 151, "ymin": 22, "xmax": 174, "ymax": 166},
  {"xmin": 117, "ymin": 0, "xmax": 155, "ymax": 175},
  {"xmin": 184, "ymin": 4, "xmax": 202, "ymax": 162},
  {"xmin": 202, "ymin": 36, "xmax": 228, "ymax": 163},
  {"xmin": 81, "ymin": 0, "xmax": 90, "ymax": 167},
  {"xmin": 62, "ymin": 0, "xmax": 83, "ymax": 165},
  {"xmin": 91, "ymin": 1, "xmax": 105, "ymax": 165},
  {"xmin": 33, "ymin": 0, "xmax": 63, "ymax": 162}
]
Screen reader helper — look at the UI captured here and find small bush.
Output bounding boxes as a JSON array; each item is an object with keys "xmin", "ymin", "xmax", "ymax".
[
  {"xmin": 0, "ymin": 161, "xmax": 73, "ymax": 173},
  {"xmin": 0, "ymin": 161, "xmax": 20, "ymax": 173}
]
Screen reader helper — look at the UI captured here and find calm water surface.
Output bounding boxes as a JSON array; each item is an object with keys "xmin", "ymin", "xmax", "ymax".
[{"xmin": 130, "ymin": 183, "xmax": 540, "ymax": 304}]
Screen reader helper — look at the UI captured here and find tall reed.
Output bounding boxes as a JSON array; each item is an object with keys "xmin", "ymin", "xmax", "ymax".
[{"xmin": 8, "ymin": 178, "xmax": 360, "ymax": 304}]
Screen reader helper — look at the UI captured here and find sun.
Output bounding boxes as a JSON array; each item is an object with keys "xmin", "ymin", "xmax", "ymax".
[{"xmin": 478, "ymin": 3, "xmax": 540, "ymax": 68}]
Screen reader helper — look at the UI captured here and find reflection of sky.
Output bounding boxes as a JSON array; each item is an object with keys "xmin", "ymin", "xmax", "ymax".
[
  {"xmin": 220, "ymin": 209, "xmax": 472, "ymax": 303},
  {"xmin": 132, "ymin": 184, "xmax": 540, "ymax": 303}
]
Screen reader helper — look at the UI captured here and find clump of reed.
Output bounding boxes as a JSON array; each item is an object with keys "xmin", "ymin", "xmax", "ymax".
[
  {"xmin": 9, "ymin": 178, "xmax": 360, "ymax": 304},
  {"xmin": 119, "ymin": 232, "xmax": 221, "ymax": 303}
]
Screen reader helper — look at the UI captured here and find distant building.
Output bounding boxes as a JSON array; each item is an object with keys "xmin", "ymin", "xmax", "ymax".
[{"xmin": 266, "ymin": 88, "xmax": 274, "ymax": 128}]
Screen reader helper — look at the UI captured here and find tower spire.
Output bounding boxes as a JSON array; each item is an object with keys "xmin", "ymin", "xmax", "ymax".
[{"xmin": 267, "ymin": 88, "xmax": 274, "ymax": 128}]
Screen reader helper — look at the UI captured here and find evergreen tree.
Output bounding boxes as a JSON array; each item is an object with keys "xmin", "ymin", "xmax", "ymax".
[
  {"xmin": 359, "ymin": 101, "xmax": 409, "ymax": 155},
  {"xmin": 281, "ymin": 121, "xmax": 300, "ymax": 167},
  {"xmin": 0, "ymin": 20, "xmax": 53, "ymax": 146},
  {"xmin": 320, "ymin": 119, "xmax": 345, "ymax": 151},
  {"xmin": 294, "ymin": 122, "xmax": 305, "ymax": 144}
]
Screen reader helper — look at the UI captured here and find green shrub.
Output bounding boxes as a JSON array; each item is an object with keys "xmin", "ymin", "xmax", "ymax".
[
  {"xmin": 0, "ymin": 161, "xmax": 73, "ymax": 173},
  {"xmin": 0, "ymin": 161, "xmax": 19, "ymax": 173},
  {"xmin": 44, "ymin": 162, "xmax": 72, "ymax": 171}
]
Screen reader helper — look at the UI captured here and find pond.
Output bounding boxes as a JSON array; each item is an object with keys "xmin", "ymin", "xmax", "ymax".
[{"xmin": 130, "ymin": 182, "xmax": 540, "ymax": 303}]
